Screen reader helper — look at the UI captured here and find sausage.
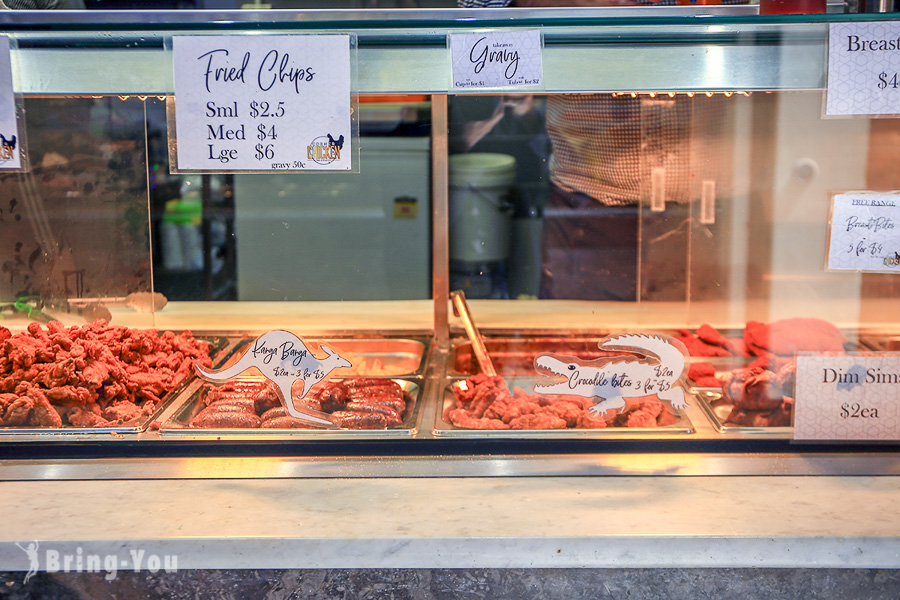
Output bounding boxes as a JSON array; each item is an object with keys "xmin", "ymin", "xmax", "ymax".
[
  {"xmin": 311, "ymin": 383, "xmax": 349, "ymax": 413},
  {"xmin": 190, "ymin": 410, "xmax": 261, "ymax": 428},
  {"xmin": 253, "ymin": 389, "xmax": 281, "ymax": 414},
  {"xmin": 351, "ymin": 390, "xmax": 406, "ymax": 414},
  {"xmin": 206, "ymin": 397, "xmax": 257, "ymax": 410},
  {"xmin": 345, "ymin": 401, "xmax": 402, "ymax": 426},
  {"xmin": 343, "ymin": 377, "xmax": 400, "ymax": 390},
  {"xmin": 260, "ymin": 406, "xmax": 289, "ymax": 421},
  {"xmin": 259, "ymin": 415, "xmax": 316, "ymax": 429},
  {"xmin": 330, "ymin": 410, "xmax": 388, "ymax": 430},
  {"xmin": 203, "ymin": 381, "xmax": 267, "ymax": 403}
]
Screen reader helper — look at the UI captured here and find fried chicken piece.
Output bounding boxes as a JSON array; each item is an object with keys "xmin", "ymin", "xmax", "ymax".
[
  {"xmin": 3, "ymin": 396, "xmax": 33, "ymax": 426},
  {"xmin": 102, "ymin": 401, "xmax": 145, "ymax": 424},
  {"xmin": 484, "ymin": 394, "xmax": 540, "ymax": 423},
  {"xmin": 453, "ymin": 374, "xmax": 509, "ymax": 410},
  {"xmin": 46, "ymin": 385, "xmax": 95, "ymax": 407},
  {"xmin": 577, "ymin": 409, "xmax": 609, "ymax": 429},
  {"xmin": 66, "ymin": 405, "xmax": 111, "ymax": 428},
  {"xmin": 508, "ymin": 412, "xmax": 567, "ymax": 430},
  {"xmin": 26, "ymin": 386, "xmax": 63, "ymax": 427},
  {"xmin": 537, "ymin": 399, "xmax": 583, "ymax": 427},
  {"xmin": 447, "ymin": 407, "xmax": 508, "ymax": 430}
]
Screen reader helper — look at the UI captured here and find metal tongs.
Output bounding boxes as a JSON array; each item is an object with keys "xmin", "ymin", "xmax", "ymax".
[{"xmin": 450, "ymin": 289, "xmax": 497, "ymax": 377}]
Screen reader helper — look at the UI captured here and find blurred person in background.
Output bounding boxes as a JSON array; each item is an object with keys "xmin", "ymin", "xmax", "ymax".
[{"xmin": 455, "ymin": 0, "xmax": 740, "ymax": 301}]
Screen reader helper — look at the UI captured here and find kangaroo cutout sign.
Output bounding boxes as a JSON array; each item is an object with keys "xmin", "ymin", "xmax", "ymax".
[
  {"xmin": 195, "ymin": 330, "xmax": 352, "ymax": 427},
  {"xmin": 533, "ymin": 334, "xmax": 689, "ymax": 417}
]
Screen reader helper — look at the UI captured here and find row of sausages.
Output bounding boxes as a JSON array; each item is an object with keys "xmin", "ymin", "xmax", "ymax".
[{"xmin": 187, "ymin": 377, "xmax": 411, "ymax": 430}]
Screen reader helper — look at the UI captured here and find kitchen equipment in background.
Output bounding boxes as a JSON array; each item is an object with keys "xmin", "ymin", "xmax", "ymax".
[
  {"xmin": 234, "ymin": 136, "xmax": 430, "ymax": 301},
  {"xmin": 448, "ymin": 153, "xmax": 515, "ymax": 299}
]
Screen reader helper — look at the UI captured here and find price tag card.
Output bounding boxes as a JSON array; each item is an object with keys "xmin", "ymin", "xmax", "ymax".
[
  {"xmin": 826, "ymin": 21, "xmax": 900, "ymax": 116},
  {"xmin": 826, "ymin": 192, "xmax": 899, "ymax": 272},
  {"xmin": 171, "ymin": 35, "xmax": 353, "ymax": 172},
  {"xmin": 450, "ymin": 30, "xmax": 542, "ymax": 90},
  {"xmin": 794, "ymin": 354, "xmax": 900, "ymax": 441},
  {"xmin": 0, "ymin": 36, "xmax": 22, "ymax": 170}
]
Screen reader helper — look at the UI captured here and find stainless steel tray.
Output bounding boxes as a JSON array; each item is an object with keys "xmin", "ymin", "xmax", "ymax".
[
  {"xmin": 696, "ymin": 389, "xmax": 792, "ymax": 435},
  {"xmin": 0, "ymin": 334, "xmax": 230, "ymax": 435},
  {"xmin": 859, "ymin": 334, "xmax": 900, "ymax": 352},
  {"xmin": 434, "ymin": 377, "xmax": 694, "ymax": 438},
  {"xmin": 221, "ymin": 336, "xmax": 428, "ymax": 378},
  {"xmin": 161, "ymin": 377, "xmax": 421, "ymax": 438},
  {"xmin": 450, "ymin": 336, "xmax": 629, "ymax": 377}
]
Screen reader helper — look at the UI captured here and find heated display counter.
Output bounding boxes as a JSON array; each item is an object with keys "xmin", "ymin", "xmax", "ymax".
[{"xmin": 0, "ymin": 6, "xmax": 898, "ymax": 597}]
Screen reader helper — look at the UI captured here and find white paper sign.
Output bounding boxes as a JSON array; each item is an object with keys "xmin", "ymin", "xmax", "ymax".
[
  {"xmin": 172, "ymin": 35, "xmax": 351, "ymax": 171},
  {"xmin": 533, "ymin": 334, "xmax": 689, "ymax": 417},
  {"xmin": 827, "ymin": 193, "xmax": 899, "ymax": 272},
  {"xmin": 450, "ymin": 30, "xmax": 542, "ymax": 90},
  {"xmin": 794, "ymin": 354, "xmax": 900, "ymax": 441},
  {"xmin": 826, "ymin": 22, "xmax": 900, "ymax": 116},
  {"xmin": 0, "ymin": 36, "xmax": 21, "ymax": 170}
]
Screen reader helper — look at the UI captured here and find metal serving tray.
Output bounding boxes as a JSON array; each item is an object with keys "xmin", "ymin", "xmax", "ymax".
[
  {"xmin": 450, "ymin": 336, "xmax": 636, "ymax": 377},
  {"xmin": 434, "ymin": 377, "xmax": 694, "ymax": 438},
  {"xmin": 160, "ymin": 377, "xmax": 422, "ymax": 438},
  {"xmin": 0, "ymin": 334, "xmax": 230, "ymax": 435},
  {"xmin": 695, "ymin": 389, "xmax": 792, "ymax": 435},
  {"xmin": 221, "ymin": 336, "xmax": 428, "ymax": 378},
  {"xmin": 859, "ymin": 334, "xmax": 900, "ymax": 352}
]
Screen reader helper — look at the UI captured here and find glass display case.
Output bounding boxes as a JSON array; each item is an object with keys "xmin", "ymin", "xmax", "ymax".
[{"xmin": 0, "ymin": 5, "xmax": 898, "ymax": 477}]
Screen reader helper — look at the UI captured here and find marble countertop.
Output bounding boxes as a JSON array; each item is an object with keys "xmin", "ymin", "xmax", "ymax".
[{"xmin": 0, "ymin": 474, "xmax": 898, "ymax": 571}]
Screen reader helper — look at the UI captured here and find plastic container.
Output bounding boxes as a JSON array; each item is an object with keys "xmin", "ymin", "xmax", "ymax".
[{"xmin": 449, "ymin": 153, "xmax": 516, "ymax": 263}]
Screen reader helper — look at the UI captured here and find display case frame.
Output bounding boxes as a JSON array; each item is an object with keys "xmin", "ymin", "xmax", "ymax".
[{"xmin": 0, "ymin": 6, "xmax": 898, "ymax": 478}]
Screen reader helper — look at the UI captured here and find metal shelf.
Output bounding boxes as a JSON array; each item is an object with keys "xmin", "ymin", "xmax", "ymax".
[{"xmin": 0, "ymin": 8, "xmax": 884, "ymax": 95}]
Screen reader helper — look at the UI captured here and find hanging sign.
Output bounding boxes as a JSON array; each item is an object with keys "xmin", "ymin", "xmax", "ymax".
[
  {"xmin": 794, "ymin": 354, "xmax": 900, "ymax": 441},
  {"xmin": 533, "ymin": 334, "xmax": 689, "ymax": 417},
  {"xmin": 826, "ymin": 21, "xmax": 900, "ymax": 116},
  {"xmin": 0, "ymin": 36, "xmax": 21, "ymax": 170},
  {"xmin": 171, "ymin": 35, "xmax": 352, "ymax": 172},
  {"xmin": 826, "ymin": 192, "xmax": 899, "ymax": 272},
  {"xmin": 450, "ymin": 30, "xmax": 542, "ymax": 90},
  {"xmin": 195, "ymin": 330, "xmax": 352, "ymax": 427}
]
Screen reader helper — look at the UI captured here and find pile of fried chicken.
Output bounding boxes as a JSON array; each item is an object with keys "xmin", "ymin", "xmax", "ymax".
[
  {"xmin": 448, "ymin": 373, "xmax": 678, "ymax": 430},
  {"xmin": 0, "ymin": 319, "xmax": 212, "ymax": 428}
]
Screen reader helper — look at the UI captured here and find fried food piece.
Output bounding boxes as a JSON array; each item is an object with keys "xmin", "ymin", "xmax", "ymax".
[
  {"xmin": 744, "ymin": 318, "xmax": 847, "ymax": 357},
  {"xmin": 508, "ymin": 412, "xmax": 567, "ymax": 430},
  {"xmin": 190, "ymin": 410, "xmax": 261, "ymax": 429},
  {"xmin": 260, "ymin": 416, "xmax": 316, "ymax": 429},
  {"xmin": 447, "ymin": 407, "xmax": 508, "ymax": 430}
]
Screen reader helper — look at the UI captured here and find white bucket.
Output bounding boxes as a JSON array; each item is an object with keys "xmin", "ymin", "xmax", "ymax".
[{"xmin": 449, "ymin": 153, "xmax": 516, "ymax": 263}]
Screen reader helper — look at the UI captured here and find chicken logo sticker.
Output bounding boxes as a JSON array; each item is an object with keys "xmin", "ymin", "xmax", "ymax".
[
  {"xmin": 533, "ymin": 334, "xmax": 689, "ymax": 417},
  {"xmin": 195, "ymin": 330, "xmax": 351, "ymax": 427},
  {"xmin": 0, "ymin": 133, "xmax": 15, "ymax": 163}
]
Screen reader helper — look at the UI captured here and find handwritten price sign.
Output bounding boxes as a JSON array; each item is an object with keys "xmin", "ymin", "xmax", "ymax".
[
  {"xmin": 172, "ymin": 35, "xmax": 352, "ymax": 172},
  {"xmin": 827, "ymin": 193, "xmax": 900, "ymax": 272}
]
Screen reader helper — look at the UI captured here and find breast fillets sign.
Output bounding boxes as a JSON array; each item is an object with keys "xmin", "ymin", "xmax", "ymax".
[{"xmin": 172, "ymin": 35, "xmax": 351, "ymax": 172}]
